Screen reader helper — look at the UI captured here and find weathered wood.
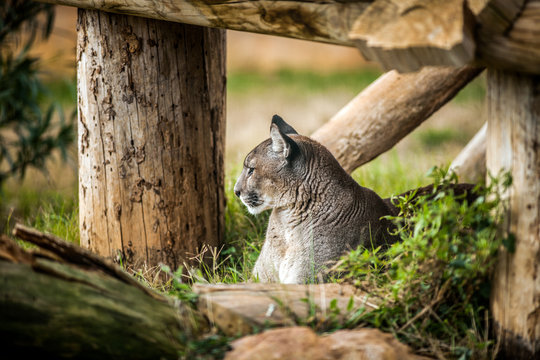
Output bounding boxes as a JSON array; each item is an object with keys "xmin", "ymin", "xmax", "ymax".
[
  {"xmin": 477, "ymin": 0, "xmax": 540, "ymax": 75},
  {"xmin": 449, "ymin": 122, "xmax": 486, "ymax": 184},
  {"xmin": 0, "ymin": 234, "xmax": 203, "ymax": 359},
  {"xmin": 194, "ymin": 283, "xmax": 379, "ymax": 336},
  {"xmin": 311, "ymin": 65, "xmax": 483, "ymax": 173},
  {"xmin": 349, "ymin": 0, "xmax": 526, "ymax": 73},
  {"xmin": 12, "ymin": 223, "xmax": 160, "ymax": 299},
  {"xmin": 468, "ymin": 0, "xmax": 524, "ymax": 35},
  {"xmin": 35, "ymin": 0, "xmax": 540, "ymax": 73},
  {"xmin": 348, "ymin": 0, "xmax": 476, "ymax": 73},
  {"xmin": 77, "ymin": 10, "xmax": 226, "ymax": 271},
  {"xmin": 41, "ymin": 0, "xmax": 369, "ymax": 46},
  {"xmin": 487, "ymin": 69, "xmax": 540, "ymax": 359}
]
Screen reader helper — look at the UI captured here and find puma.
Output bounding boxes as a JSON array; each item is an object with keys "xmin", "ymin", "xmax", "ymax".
[{"xmin": 234, "ymin": 115, "xmax": 399, "ymax": 284}]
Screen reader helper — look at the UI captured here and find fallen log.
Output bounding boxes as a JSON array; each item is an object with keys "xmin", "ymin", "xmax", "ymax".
[
  {"xmin": 34, "ymin": 0, "xmax": 540, "ymax": 74},
  {"xmin": 0, "ymin": 227, "xmax": 205, "ymax": 359},
  {"xmin": 312, "ymin": 65, "xmax": 483, "ymax": 173},
  {"xmin": 1, "ymin": 225, "xmax": 383, "ymax": 358}
]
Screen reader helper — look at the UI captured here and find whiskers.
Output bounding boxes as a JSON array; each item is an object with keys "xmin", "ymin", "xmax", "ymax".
[
  {"xmin": 241, "ymin": 192, "xmax": 270, "ymax": 214},
  {"xmin": 244, "ymin": 192, "xmax": 263, "ymax": 208}
]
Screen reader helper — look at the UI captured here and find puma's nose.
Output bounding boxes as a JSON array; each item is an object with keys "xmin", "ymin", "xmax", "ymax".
[{"xmin": 233, "ymin": 182, "xmax": 241, "ymax": 197}]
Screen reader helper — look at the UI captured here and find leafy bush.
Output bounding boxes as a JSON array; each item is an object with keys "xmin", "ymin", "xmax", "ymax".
[
  {"xmin": 0, "ymin": 0, "xmax": 74, "ymax": 185},
  {"xmin": 332, "ymin": 167, "xmax": 511, "ymax": 359}
]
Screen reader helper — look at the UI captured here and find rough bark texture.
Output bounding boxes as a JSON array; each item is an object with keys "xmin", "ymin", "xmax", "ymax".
[
  {"xmin": 0, "ymin": 232, "xmax": 203, "ymax": 359},
  {"xmin": 44, "ymin": 0, "xmax": 369, "ymax": 46},
  {"xmin": 77, "ymin": 10, "xmax": 226, "ymax": 271},
  {"xmin": 349, "ymin": 0, "xmax": 476, "ymax": 73},
  {"xmin": 487, "ymin": 69, "xmax": 540, "ymax": 359},
  {"xmin": 311, "ymin": 65, "xmax": 483, "ymax": 173},
  {"xmin": 36, "ymin": 0, "xmax": 540, "ymax": 73},
  {"xmin": 449, "ymin": 122, "xmax": 487, "ymax": 184}
]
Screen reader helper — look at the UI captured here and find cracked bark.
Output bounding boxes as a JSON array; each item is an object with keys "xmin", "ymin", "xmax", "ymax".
[
  {"xmin": 77, "ymin": 9, "xmax": 226, "ymax": 271},
  {"xmin": 487, "ymin": 69, "xmax": 540, "ymax": 359}
]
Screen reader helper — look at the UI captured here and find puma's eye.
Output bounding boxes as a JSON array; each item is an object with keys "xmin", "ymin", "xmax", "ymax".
[{"xmin": 247, "ymin": 167, "xmax": 254, "ymax": 176}]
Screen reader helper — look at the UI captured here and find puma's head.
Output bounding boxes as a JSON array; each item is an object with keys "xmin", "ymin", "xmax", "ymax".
[{"xmin": 234, "ymin": 115, "xmax": 307, "ymax": 214}]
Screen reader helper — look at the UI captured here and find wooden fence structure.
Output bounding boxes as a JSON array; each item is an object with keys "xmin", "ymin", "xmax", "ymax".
[{"xmin": 30, "ymin": 0, "xmax": 540, "ymax": 358}]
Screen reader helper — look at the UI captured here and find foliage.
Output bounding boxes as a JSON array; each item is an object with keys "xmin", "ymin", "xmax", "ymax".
[
  {"xmin": 0, "ymin": 0, "xmax": 74, "ymax": 185},
  {"xmin": 2, "ymin": 181, "xmax": 77, "ymax": 239},
  {"xmin": 179, "ymin": 334, "xmax": 233, "ymax": 360},
  {"xmin": 332, "ymin": 167, "xmax": 511, "ymax": 359}
]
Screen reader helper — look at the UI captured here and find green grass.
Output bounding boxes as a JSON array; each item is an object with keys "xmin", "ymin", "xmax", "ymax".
[
  {"xmin": 332, "ymin": 168, "xmax": 510, "ymax": 359},
  {"xmin": 37, "ymin": 67, "xmax": 485, "ymax": 107},
  {"xmin": 452, "ymin": 74, "xmax": 486, "ymax": 103},
  {"xmin": 228, "ymin": 68, "xmax": 485, "ymax": 103},
  {"xmin": 228, "ymin": 68, "xmax": 381, "ymax": 96},
  {"xmin": 42, "ymin": 75, "xmax": 77, "ymax": 106},
  {"xmin": 1, "ymin": 182, "xmax": 78, "ymax": 238},
  {"xmin": 352, "ymin": 150, "xmax": 426, "ymax": 198},
  {"xmin": 417, "ymin": 128, "xmax": 470, "ymax": 149}
]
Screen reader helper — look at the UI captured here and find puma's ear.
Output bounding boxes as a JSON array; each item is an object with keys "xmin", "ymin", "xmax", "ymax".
[
  {"xmin": 270, "ymin": 123, "xmax": 299, "ymax": 160},
  {"xmin": 271, "ymin": 114, "xmax": 298, "ymax": 135}
]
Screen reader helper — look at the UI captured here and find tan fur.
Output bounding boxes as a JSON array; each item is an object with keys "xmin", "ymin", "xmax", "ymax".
[{"xmin": 234, "ymin": 116, "xmax": 397, "ymax": 284}]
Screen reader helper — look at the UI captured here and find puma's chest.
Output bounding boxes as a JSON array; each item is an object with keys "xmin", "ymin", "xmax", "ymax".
[{"xmin": 267, "ymin": 211, "xmax": 315, "ymax": 283}]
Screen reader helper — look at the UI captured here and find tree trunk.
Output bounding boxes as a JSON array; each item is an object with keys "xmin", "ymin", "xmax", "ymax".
[
  {"xmin": 0, "ymin": 229, "xmax": 204, "ymax": 359},
  {"xmin": 486, "ymin": 70, "xmax": 540, "ymax": 359},
  {"xmin": 311, "ymin": 65, "xmax": 483, "ymax": 173},
  {"xmin": 77, "ymin": 10, "xmax": 226, "ymax": 271}
]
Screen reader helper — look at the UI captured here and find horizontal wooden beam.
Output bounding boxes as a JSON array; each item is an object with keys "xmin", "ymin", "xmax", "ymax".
[
  {"xmin": 349, "ymin": 0, "xmax": 476, "ymax": 72},
  {"xmin": 38, "ymin": 0, "xmax": 540, "ymax": 74},
  {"xmin": 41, "ymin": 0, "xmax": 370, "ymax": 46}
]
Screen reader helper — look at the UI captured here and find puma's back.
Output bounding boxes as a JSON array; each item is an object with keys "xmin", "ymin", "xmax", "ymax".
[{"xmin": 234, "ymin": 115, "xmax": 397, "ymax": 284}]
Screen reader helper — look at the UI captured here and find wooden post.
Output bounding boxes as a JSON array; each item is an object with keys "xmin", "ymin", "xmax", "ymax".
[
  {"xmin": 487, "ymin": 69, "xmax": 540, "ymax": 359},
  {"xmin": 77, "ymin": 10, "xmax": 226, "ymax": 271}
]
